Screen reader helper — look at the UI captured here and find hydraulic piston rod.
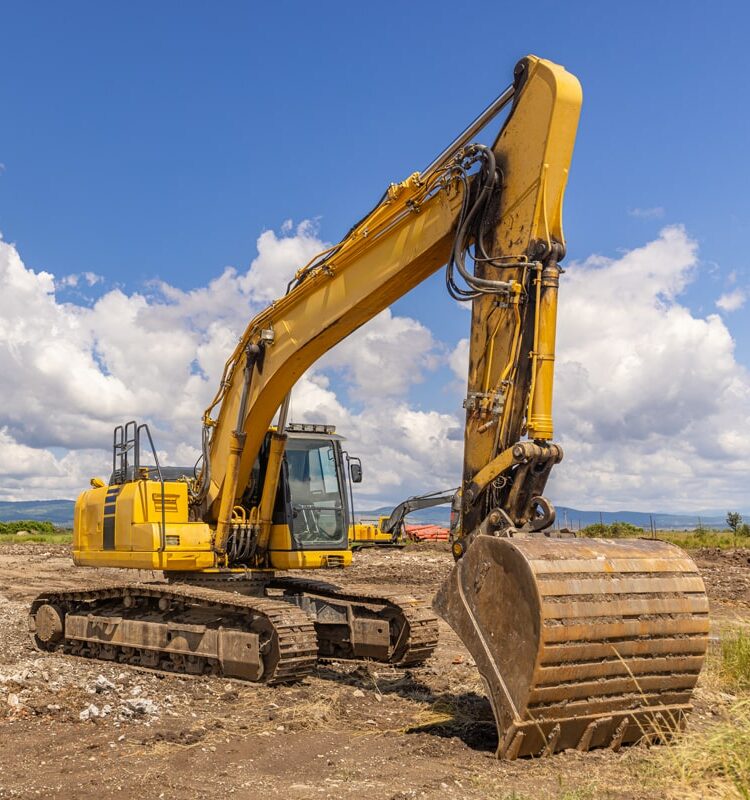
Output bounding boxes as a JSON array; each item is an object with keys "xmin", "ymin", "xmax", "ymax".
[{"xmin": 421, "ymin": 83, "xmax": 515, "ymax": 179}]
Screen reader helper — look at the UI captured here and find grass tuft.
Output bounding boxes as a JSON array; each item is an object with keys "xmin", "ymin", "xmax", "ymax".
[
  {"xmin": 720, "ymin": 630, "xmax": 750, "ymax": 692},
  {"xmin": 646, "ymin": 700, "xmax": 750, "ymax": 800},
  {"xmin": 658, "ymin": 530, "xmax": 740, "ymax": 550},
  {"xmin": 0, "ymin": 519, "xmax": 72, "ymax": 544},
  {"xmin": 579, "ymin": 521, "xmax": 749, "ymax": 549}
]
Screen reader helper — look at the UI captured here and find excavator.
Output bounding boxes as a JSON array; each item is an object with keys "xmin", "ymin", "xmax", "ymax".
[
  {"xmin": 29, "ymin": 55, "xmax": 709, "ymax": 758},
  {"xmin": 349, "ymin": 488, "xmax": 457, "ymax": 548}
]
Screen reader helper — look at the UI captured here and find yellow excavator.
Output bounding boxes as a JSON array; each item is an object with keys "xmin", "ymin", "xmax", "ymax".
[{"xmin": 29, "ymin": 55, "xmax": 709, "ymax": 758}]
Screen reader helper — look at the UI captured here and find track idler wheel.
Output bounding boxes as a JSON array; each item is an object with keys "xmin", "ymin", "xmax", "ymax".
[
  {"xmin": 433, "ymin": 535, "xmax": 709, "ymax": 758},
  {"xmin": 31, "ymin": 603, "xmax": 65, "ymax": 649}
]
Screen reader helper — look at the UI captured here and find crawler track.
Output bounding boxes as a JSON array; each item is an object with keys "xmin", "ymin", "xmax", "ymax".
[{"xmin": 29, "ymin": 583, "xmax": 318, "ymax": 684}]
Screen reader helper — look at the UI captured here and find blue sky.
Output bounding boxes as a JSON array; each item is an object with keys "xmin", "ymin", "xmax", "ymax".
[
  {"xmin": 1, "ymin": 2, "xmax": 750, "ymax": 510},
  {"xmin": 3, "ymin": 4, "xmax": 747, "ymax": 288}
]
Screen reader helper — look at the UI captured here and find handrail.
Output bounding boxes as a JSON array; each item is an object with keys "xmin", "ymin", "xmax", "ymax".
[{"xmin": 136, "ymin": 423, "xmax": 167, "ymax": 553}]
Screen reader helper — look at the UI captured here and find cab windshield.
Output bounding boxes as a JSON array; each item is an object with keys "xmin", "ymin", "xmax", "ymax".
[{"xmin": 285, "ymin": 438, "xmax": 347, "ymax": 549}]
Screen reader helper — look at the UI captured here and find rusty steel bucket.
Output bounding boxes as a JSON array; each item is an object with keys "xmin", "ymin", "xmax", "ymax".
[{"xmin": 433, "ymin": 535, "xmax": 709, "ymax": 758}]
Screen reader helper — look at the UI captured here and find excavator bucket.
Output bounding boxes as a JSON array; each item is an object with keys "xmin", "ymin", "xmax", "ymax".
[{"xmin": 433, "ymin": 535, "xmax": 709, "ymax": 759}]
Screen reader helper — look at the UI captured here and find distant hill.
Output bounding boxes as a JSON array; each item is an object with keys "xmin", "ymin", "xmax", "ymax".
[
  {"xmin": 0, "ymin": 500, "xmax": 75, "ymax": 526},
  {"xmin": 553, "ymin": 507, "xmax": 726, "ymax": 531},
  {"xmin": 358, "ymin": 503, "xmax": 729, "ymax": 530},
  {"xmin": 0, "ymin": 497, "xmax": 730, "ymax": 532}
]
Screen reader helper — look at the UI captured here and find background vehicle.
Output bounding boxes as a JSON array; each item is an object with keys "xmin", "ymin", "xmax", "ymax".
[{"xmin": 350, "ymin": 489, "xmax": 457, "ymax": 548}]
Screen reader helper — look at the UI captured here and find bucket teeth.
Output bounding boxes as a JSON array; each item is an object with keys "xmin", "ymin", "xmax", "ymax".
[{"xmin": 433, "ymin": 535, "xmax": 709, "ymax": 758}]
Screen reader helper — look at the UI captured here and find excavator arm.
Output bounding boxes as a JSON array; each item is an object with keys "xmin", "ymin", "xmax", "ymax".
[
  {"xmin": 193, "ymin": 54, "xmax": 708, "ymax": 759},
  {"xmin": 380, "ymin": 488, "xmax": 459, "ymax": 540},
  {"xmin": 198, "ymin": 170, "xmax": 463, "ymax": 552},
  {"xmin": 196, "ymin": 55, "xmax": 579, "ymax": 559}
]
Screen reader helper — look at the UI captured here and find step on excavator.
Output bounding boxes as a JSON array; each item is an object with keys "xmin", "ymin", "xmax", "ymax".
[{"xmin": 30, "ymin": 55, "xmax": 709, "ymax": 758}]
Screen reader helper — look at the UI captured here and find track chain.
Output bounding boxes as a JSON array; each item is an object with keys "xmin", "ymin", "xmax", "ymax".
[
  {"xmin": 269, "ymin": 576, "xmax": 439, "ymax": 666},
  {"xmin": 29, "ymin": 582, "xmax": 318, "ymax": 684}
]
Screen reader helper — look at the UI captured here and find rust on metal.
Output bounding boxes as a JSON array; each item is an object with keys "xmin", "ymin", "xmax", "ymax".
[
  {"xmin": 28, "ymin": 576, "xmax": 439, "ymax": 683},
  {"xmin": 433, "ymin": 535, "xmax": 709, "ymax": 758}
]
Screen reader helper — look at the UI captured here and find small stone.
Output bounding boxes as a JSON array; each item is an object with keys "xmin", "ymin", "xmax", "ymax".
[
  {"xmin": 124, "ymin": 698, "xmax": 158, "ymax": 716},
  {"xmin": 94, "ymin": 675, "xmax": 116, "ymax": 693},
  {"xmin": 352, "ymin": 689, "xmax": 365, "ymax": 698},
  {"xmin": 79, "ymin": 704, "xmax": 100, "ymax": 721}
]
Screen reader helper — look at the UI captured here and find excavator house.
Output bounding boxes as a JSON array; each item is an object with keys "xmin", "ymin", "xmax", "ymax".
[{"xmin": 29, "ymin": 55, "xmax": 709, "ymax": 759}]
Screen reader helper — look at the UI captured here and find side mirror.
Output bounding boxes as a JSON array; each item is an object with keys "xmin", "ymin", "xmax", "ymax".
[{"xmin": 349, "ymin": 461, "xmax": 363, "ymax": 484}]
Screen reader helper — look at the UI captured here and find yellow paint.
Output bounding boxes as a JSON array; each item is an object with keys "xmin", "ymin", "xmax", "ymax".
[
  {"xmin": 348, "ymin": 520, "xmax": 396, "ymax": 547},
  {"xmin": 74, "ymin": 55, "xmax": 582, "ymax": 574}
]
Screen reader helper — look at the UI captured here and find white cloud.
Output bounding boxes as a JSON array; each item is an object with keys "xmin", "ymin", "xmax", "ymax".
[
  {"xmin": 446, "ymin": 226, "xmax": 750, "ymax": 512},
  {"xmin": 551, "ymin": 225, "xmax": 750, "ymax": 511},
  {"xmin": 57, "ymin": 271, "xmax": 103, "ymax": 289},
  {"xmin": 449, "ymin": 338, "xmax": 469, "ymax": 383},
  {"xmin": 716, "ymin": 288, "xmax": 746, "ymax": 312},
  {"xmin": 318, "ymin": 309, "xmax": 437, "ymax": 400},
  {"xmin": 238, "ymin": 220, "xmax": 325, "ymax": 303},
  {"xmin": 628, "ymin": 206, "xmax": 665, "ymax": 219},
  {"xmin": 0, "ymin": 226, "xmax": 448, "ymax": 505},
  {"xmin": 5, "ymin": 221, "xmax": 750, "ymax": 514}
]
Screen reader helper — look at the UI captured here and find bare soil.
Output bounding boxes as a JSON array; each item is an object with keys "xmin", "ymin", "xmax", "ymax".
[{"xmin": 0, "ymin": 542, "xmax": 747, "ymax": 800}]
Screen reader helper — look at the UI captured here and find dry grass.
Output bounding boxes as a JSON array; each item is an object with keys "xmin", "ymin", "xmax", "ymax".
[
  {"xmin": 658, "ymin": 530, "xmax": 741, "ymax": 550},
  {"xmin": 640, "ymin": 628, "xmax": 750, "ymax": 799},
  {"xmin": 275, "ymin": 693, "xmax": 348, "ymax": 731},
  {"xmin": 0, "ymin": 532, "xmax": 72, "ymax": 544},
  {"xmin": 720, "ymin": 630, "xmax": 750, "ymax": 692},
  {"xmin": 644, "ymin": 700, "xmax": 750, "ymax": 799}
]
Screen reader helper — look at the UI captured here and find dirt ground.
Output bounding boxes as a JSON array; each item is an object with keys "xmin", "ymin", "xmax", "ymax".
[{"xmin": 0, "ymin": 542, "xmax": 748, "ymax": 800}]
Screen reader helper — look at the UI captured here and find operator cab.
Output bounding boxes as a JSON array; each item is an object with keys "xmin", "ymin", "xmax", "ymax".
[{"xmin": 245, "ymin": 423, "xmax": 362, "ymax": 554}]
